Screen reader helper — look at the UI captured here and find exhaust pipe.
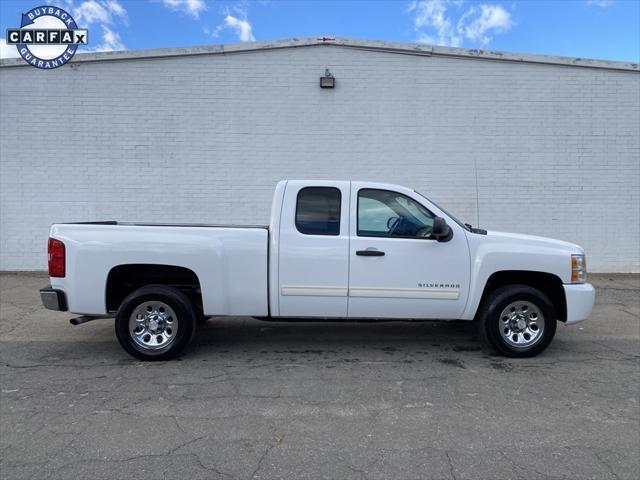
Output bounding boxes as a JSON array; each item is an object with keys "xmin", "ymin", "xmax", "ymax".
[{"xmin": 69, "ymin": 315, "xmax": 109, "ymax": 326}]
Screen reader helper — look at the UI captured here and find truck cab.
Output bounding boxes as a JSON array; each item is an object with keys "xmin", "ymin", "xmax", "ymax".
[
  {"xmin": 40, "ymin": 179, "xmax": 595, "ymax": 361},
  {"xmin": 272, "ymin": 180, "xmax": 471, "ymax": 320}
]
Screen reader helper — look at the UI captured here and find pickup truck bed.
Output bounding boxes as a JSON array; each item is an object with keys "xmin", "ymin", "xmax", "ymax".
[{"xmin": 47, "ymin": 222, "xmax": 269, "ymax": 316}]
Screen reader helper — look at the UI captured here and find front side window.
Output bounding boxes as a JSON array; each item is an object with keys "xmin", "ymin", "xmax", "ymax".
[
  {"xmin": 295, "ymin": 187, "xmax": 341, "ymax": 235},
  {"xmin": 358, "ymin": 189, "xmax": 435, "ymax": 238}
]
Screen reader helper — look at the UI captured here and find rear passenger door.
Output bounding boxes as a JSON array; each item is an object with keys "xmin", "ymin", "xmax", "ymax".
[{"xmin": 277, "ymin": 181, "xmax": 351, "ymax": 317}]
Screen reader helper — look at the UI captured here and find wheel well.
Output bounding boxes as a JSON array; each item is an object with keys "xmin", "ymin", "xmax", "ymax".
[
  {"xmin": 106, "ymin": 264, "xmax": 202, "ymax": 314},
  {"xmin": 479, "ymin": 270, "xmax": 567, "ymax": 322}
]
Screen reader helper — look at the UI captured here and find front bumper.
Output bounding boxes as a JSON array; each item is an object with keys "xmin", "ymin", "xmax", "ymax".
[
  {"xmin": 40, "ymin": 286, "xmax": 68, "ymax": 311},
  {"xmin": 563, "ymin": 283, "xmax": 595, "ymax": 324}
]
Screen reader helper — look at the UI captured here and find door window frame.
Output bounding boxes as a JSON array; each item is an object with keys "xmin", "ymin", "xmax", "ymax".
[
  {"xmin": 356, "ymin": 188, "xmax": 436, "ymax": 239},
  {"xmin": 295, "ymin": 186, "xmax": 342, "ymax": 236}
]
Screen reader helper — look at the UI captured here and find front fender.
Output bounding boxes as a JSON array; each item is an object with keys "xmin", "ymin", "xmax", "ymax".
[{"xmin": 461, "ymin": 237, "xmax": 574, "ymax": 320}]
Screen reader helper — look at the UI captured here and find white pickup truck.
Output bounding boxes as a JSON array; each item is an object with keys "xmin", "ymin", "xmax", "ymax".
[{"xmin": 40, "ymin": 180, "xmax": 595, "ymax": 360}]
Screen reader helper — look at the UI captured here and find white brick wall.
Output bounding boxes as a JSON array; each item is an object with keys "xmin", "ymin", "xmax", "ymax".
[{"xmin": 1, "ymin": 44, "xmax": 639, "ymax": 271}]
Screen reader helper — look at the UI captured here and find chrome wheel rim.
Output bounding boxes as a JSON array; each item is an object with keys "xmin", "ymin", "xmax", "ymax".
[
  {"xmin": 129, "ymin": 301, "xmax": 178, "ymax": 351},
  {"xmin": 499, "ymin": 300, "xmax": 545, "ymax": 349}
]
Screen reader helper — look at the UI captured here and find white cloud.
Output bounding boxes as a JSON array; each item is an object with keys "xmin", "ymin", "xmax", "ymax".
[
  {"xmin": 73, "ymin": 0, "xmax": 127, "ymax": 25},
  {"xmin": 94, "ymin": 25, "xmax": 126, "ymax": 51},
  {"xmin": 161, "ymin": 0, "xmax": 207, "ymax": 19},
  {"xmin": 70, "ymin": 1, "xmax": 128, "ymax": 52},
  {"xmin": 409, "ymin": 0, "xmax": 514, "ymax": 47},
  {"xmin": 105, "ymin": 0, "xmax": 127, "ymax": 17},
  {"xmin": 459, "ymin": 4, "xmax": 513, "ymax": 45},
  {"xmin": 409, "ymin": 0, "xmax": 462, "ymax": 47},
  {"xmin": 223, "ymin": 14, "xmax": 256, "ymax": 42},
  {"xmin": 0, "ymin": 39, "xmax": 21, "ymax": 59},
  {"xmin": 73, "ymin": 0, "xmax": 110, "ymax": 23},
  {"xmin": 587, "ymin": 0, "xmax": 612, "ymax": 7},
  {"xmin": 417, "ymin": 33, "xmax": 435, "ymax": 45}
]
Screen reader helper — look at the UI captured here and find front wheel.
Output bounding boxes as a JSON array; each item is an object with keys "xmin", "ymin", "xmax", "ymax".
[
  {"xmin": 115, "ymin": 285, "xmax": 197, "ymax": 361},
  {"xmin": 478, "ymin": 285, "xmax": 557, "ymax": 357}
]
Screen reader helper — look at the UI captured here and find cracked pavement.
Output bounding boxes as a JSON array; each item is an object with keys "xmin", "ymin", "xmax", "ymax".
[{"xmin": 1, "ymin": 273, "xmax": 638, "ymax": 479}]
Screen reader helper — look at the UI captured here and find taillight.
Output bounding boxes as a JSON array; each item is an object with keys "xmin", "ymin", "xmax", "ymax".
[{"xmin": 48, "ymin": 238, "xmax": 65, "ymax": 277}]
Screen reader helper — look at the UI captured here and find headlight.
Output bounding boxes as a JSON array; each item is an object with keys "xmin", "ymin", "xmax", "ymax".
[{"xmin": 571, "ymin": 254, "xmax": 586, "ymax": 283}]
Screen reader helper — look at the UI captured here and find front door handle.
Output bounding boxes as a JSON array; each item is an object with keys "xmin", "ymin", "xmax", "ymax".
[{"xmin": 356, "ymin": 249, "xmax": 385, "ymax": 257}]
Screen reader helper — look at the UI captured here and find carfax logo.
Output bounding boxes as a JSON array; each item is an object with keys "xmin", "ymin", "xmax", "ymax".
[{"xmin": 5, "ymin": 5, "xmax": 88, "ymax": 69}]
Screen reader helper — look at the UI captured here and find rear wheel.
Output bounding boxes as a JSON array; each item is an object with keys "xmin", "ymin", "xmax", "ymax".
[
  {"xmin": 478, "ymin": 285, "xmax": 557, "ymax": 357},
  {"xmin": 115, "ymin": 285, "xmax": 197, "ymax": 361}
]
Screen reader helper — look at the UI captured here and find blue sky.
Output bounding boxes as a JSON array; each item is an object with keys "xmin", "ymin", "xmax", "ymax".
[{"xmin": 1, "ymin": 0, "xmax": 638, "ymax": 62}]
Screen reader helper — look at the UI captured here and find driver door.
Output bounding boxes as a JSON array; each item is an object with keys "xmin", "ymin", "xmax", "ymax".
[{"xmin": 348, "ymin": 183, "xmax": 470, "ymax": 319}]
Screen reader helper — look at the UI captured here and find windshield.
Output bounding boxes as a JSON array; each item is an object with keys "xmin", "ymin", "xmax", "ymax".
[{"xmin": 414, "ymin": 191, "xmax": 471, "ymax": 232}]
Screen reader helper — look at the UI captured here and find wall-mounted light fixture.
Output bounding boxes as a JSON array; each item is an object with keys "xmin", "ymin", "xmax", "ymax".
[{"xmin": 320, "ymin": 69, "xmax": 335, "ymax": 88}]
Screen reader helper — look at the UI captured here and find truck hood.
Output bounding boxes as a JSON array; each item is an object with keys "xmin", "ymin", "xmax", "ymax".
[{"xmin": 485, "ymin": 230, "xmax": 584, "ymax": 254}]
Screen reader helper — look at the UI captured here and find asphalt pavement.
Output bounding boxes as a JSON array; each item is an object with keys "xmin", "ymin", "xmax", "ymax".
[{"xmin": 1, "ymin": 272, "xmax": 638, "ymax": 480}]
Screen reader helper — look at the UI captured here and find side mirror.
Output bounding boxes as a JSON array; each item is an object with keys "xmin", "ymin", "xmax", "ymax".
[{"xmin": 431, "ymin": 216, "xmax": 452, "ymax": 242}]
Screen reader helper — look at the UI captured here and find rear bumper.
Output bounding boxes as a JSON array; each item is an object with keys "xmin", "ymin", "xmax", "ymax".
[
  {"xmin": 563, "ymin": 283, "xmax": 595, "ymax": 324},
  {"xmin": 40, "ymin": 286, "xmax": 68, "ymax": 311}
]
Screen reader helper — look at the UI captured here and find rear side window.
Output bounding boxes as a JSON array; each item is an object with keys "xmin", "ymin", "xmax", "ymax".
[{"xmin": 295, "ymin": 187, "xmax": 341, "ymax": 235}]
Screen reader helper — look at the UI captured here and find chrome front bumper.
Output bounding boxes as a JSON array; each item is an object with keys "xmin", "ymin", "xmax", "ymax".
[
  {"xmin": 40, "ymin": 286, "xmax": 67, "ymax": 311},
  {"xmin": 563, "ymin": 283, "xmax": 595, "ymax": 324}
]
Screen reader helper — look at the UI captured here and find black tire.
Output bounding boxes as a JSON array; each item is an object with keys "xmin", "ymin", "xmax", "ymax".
[
  {"xmin": 478, "ymin": 285, "xmax": 557, "ymax": 358},
  {"xmin": 115, "ymin": 285, "xmax": 197, "ymax": 361}
]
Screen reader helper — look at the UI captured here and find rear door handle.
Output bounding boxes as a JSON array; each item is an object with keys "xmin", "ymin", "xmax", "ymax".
[{"xmin": 356, "ymin": 249, "xmax": 385, "ymax": 257}]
